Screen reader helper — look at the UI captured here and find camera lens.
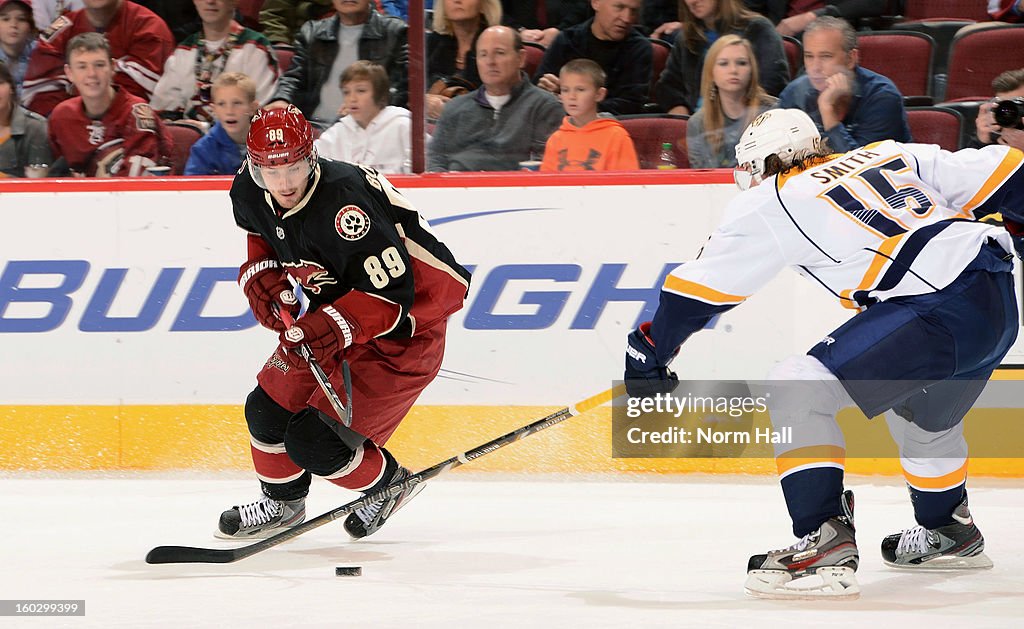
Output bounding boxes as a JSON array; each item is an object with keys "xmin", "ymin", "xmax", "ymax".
[{"xmin": 993, "ymin": 99, "xmax": 1024, "ymax": 129}]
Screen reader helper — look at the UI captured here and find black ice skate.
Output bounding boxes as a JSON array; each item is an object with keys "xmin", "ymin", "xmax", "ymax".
[
  {"xmin": 881, "ymin": 498, "xmax": 992, "ymax": 570},
  {"xmin": 745, "ymin": 490, "xmax": 860, "ymax": 600},
  {"xmin": 215, "ymin": 495, "xmax": 306, "ymax": 539},
  {"xmin": 343, "ymin": 465, "xmax": 424, "ymax": 540}
]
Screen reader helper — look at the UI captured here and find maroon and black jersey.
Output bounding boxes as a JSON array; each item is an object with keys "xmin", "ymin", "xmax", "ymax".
[
  {"xmin": 231, "ymin": 159, "xmax": 471, "ymax": 344},
  {"xmin": 48, "ymin": 89, "xmax": 171, "ymax": 177}
]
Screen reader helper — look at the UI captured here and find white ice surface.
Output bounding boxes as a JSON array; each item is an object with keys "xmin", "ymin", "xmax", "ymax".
[{"xmin": 1, "ymin": 474, "xmax": 1022, "ymax": 628}]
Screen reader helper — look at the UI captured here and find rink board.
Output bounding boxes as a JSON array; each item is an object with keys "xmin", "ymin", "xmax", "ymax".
[{"xmin": 2, "ymin": 173, "xmax": 1023, "ymax": 474}]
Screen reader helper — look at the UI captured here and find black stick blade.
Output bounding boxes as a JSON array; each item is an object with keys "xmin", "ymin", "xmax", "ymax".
[{"xmin": 146, "ymin": 545, "xmax": 238, "ymax": 564}]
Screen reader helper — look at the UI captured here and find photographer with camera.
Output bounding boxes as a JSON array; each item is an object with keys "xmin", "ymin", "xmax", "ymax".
[{"xmin": 975, "ymin": 68, "xmax": 1024, "ymax": 151}]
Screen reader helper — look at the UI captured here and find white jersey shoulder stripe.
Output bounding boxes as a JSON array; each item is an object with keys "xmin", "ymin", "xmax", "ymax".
[
  {"xmin": 662, "ymin": 275, "xmax": 747, "ymax": 306},
  {"xmin": 963, "ymin": 147, "xmax": 1024, "ymax": 215}
]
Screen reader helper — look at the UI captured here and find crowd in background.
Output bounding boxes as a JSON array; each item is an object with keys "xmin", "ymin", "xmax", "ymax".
[{"xmin": 0, "ymin": 0, "xmax": 1022, "ymax": 179}]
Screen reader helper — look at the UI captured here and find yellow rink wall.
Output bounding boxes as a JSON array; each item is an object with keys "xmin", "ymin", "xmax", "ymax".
[{"xmin": 3, "ymin": 394, "xmax": 1023, "ymax": 477}]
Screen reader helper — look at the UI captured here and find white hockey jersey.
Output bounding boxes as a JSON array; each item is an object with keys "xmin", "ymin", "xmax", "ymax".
[{"xmin": 649, "ymin": 141, "xmax": 1024, "ymax": 360}]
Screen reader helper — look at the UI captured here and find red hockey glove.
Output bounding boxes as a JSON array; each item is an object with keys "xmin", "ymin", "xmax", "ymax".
[
  {"xmin": 238, "ymin": 258, "xmax": 300, "ymax": 332},
  {"xmin": 1005, "ymin": 218, "xmax": 1024, "ymax": 260},
  {"xmin": 280, "ymin": 305, "xmax": 353, "ymax": 362}
]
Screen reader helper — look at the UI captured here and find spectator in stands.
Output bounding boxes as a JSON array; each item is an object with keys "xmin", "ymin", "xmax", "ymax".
[
  {"xmin": 151, "ymin": 0, "xmax": 278, "ymax": 124},
  {"xmin": 47, "ymin": 32, "xmax": 172, "ymax": 177},
  {"xmin": 426, "ymin": 0, "xmax": 502, "ymax": 121},
  {"xmin": 32, "ymin": 1, "xmax": 83, "ymax": 32},
  {"xmin": 22, "ymin": 0, "xmax": 175, "ymax": 116},
  {"xmin": 184, "ymin": 71, "xmax": 257, "ymax": 174},
  {"xmin": 429, "ymin": 25, "xmax": 563, "ymax": 171},
  {"xmin": 267, "ymin": 0, "xmax": 408, "ymax": 126},
  {"xmin": 743, "ymin": 1, "xmax": 888, "ymax": 37},
  {"xmin": 380, "ymin": 1, "xmax": 408, "ymax": 20},
  {"xmin": 315, "ymin": 60, "xmax": 411, "ymax": 172},
  {"xmin": 686, "ymin": 34, "xmax": 776, "ymax": 168},
  {"xmin": 533, "ymin": 0, "xmax": 650, "ymax": 115},
  {"xmin": 644, "ymin": 0, "xmax": 679, "ymax": 39},
  {"xmin": 502, "ymin": 0, "xmax": 592, "ymax": 47},
  {"xmin": 989, "ymin": 0, "xmax": 1023, "ymax": 23},
  {"xmin": 0, "ymin": 0, "xmax": 36, "ymax": 95},
  {"xmin": 777, "ymin": 16, "xmax": 909, "ymax": 152},
  {"xmin": 134, "ymin": 1, "xmax": 200, "ymax": 42},
  {"xmin": 260, "ymin": 0, "xmax": 334, "ymax": 47},
  {"xmin": 974, "ymin": 68, "xmax": 1024, "ymax": 151},
  {"xmin": 656, "ymin": 0, "xmax": 787, "ymax": 115},
  {"xmin": 0, "ymin": 60, "xmax": 51, "ymax": 177},
  {"xmin": 540, "ymin": 58, "xmax": 638, "ymax": 171}
]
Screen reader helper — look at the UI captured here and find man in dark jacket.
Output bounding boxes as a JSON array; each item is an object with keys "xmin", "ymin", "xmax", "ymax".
[
  {"xmin": 267, "ymin": 0, "xmax": 407, "ymax": 124},
  {"xmin": 777, "ymin": 16, "xmax": 909, "ymax": 152},
  {"xmin": 259, "ymin": 0, "xmax": 335, "ymax": 46},
  {"xmin": 532, "ymin": 0, "xmax": 650, "ymax": 115},
  {"xmin": 501, "ymin": 0, "xmax": 592, "ymax": 47},
  {"xmin": 429, "ymin": 26, "xmax": 563, "ymax": 171}
]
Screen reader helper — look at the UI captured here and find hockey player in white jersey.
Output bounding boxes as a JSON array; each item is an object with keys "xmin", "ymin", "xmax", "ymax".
[{"xmin": 625, "ymin": 109, "xmax": 1024, "ymax": 599}]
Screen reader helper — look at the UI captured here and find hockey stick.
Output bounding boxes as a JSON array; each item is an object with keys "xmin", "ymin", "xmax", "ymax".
[
  {"xmin": 278, "ymin": 309, "xmax": 353, "ymax": 427},
  {"xmin": 145, "ymin": 384, "xmax": 623, "ymax": 564}
]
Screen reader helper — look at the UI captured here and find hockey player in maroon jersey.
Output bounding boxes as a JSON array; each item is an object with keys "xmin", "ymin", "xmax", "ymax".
[
  {"xmin": 217, "ymin": 105, "xmax": 472, "ymax": 541},
  {"xmin": 21, "ymin": 0, "xmax": 174, "ymax": 116},
  {"xmin": 47, "ymin": 32, "xmax": 171, "ymax": 176}
]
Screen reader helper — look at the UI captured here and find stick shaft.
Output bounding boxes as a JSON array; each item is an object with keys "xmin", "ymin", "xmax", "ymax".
[
  {"xmin": 144, "ymin": 384, "xmax": 622, "ymax": 564},
  {"xmin": 278, "ymin": 308, "xmax": 352, "ymax": 426}
]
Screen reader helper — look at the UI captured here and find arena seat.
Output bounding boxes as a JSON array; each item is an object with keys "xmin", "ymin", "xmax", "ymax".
[
  {"xmin": 902, "ymin": 0, "xmax": 990, "ymax": 21},
  {"xmin": 782, "ymin": 35, "xmax": 802, "ymax": 81},
  {"xmin": 523, "ymin": 42, "xmax": 545, "ymax": 79},
  {"xmin": 617, "ymin": 114, "xmax": 689, "ymax": 169},
  {"xmin": 906, "ymin": 106, "xmax": 964, "ymax": 151},
  {"xmin": 856, "ymin": 30, "xmax": 935, "ymax": 103},
  {"xmin": 649, "ymin": 38, "xmax": 672, "ymax": 99},
  {"xmin": 944, "ymin": 25, "xmax": 1024, "ymax": 101},
  {"xmin": 165, "ymin": 123, "xmax": 205, "ymax": 175},
  {"xmin": 275, "ymin": 47, "xmax": 295, "ymax": 74}
]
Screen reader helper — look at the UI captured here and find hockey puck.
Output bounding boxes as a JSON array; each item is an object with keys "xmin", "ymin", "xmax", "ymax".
[{"xmin": 335, "ymin": 566, "xmax": 362, "ymax": 576}]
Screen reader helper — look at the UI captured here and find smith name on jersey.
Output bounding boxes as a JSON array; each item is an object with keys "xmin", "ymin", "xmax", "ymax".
[
  {"xmin": 231, "ymin": 159, "xmax": 471, "ymax": 345},
  {"xmin": 650, "ymin": 141, "xmax": 1024, "ymax": 362}
]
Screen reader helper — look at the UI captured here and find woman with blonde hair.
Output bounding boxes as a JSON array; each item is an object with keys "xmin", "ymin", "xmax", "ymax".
[
  {"xmin": 656, "ymin": 0, "xmax": 787, "ymax": 115},
  {"xmin": 686, "ymin": 35, "xmax": 776, "ymax": 169},
  {"xmin": 426, "ymin": 0, "xmax": 503, "ymax": 120}
]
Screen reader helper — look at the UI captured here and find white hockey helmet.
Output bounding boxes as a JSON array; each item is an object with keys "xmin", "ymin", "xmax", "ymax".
[{"xmin": 733, "ymin": 109, "xmax": 821, "ymax": 190}]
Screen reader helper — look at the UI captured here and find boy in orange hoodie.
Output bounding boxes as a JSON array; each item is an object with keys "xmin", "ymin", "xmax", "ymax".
[{"xmin": 540, "ymin": 59, "xmax": 639, "ymax": 172}]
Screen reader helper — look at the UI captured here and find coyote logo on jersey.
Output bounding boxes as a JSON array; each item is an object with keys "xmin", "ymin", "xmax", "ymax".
[
  {"xmin": 283, "ymin": 259, "xmax": 337, "ymax": 295},
  {"xmin": 336, "ymin": 205, "xmax": 371, "ymax": 241}
]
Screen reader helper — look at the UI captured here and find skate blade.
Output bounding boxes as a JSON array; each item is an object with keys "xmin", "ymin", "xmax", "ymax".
[
  {"xmin": 213, "ymin": 527, "xmax": 288, "ymax": 541},
  {"xmin": 884, "ymin": 552, "xmax": 993, "ymax": 571},
  {"xmin": 745, "ymin": 566, "xmax": 860, "ymax": 600},
  {"xmin": 212, "ymin": 521, "xmax": 304, "ymax": 541}
]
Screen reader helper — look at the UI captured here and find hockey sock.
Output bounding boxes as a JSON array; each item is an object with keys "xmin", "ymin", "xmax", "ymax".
[
  {"xmin": 321, "ymin": 440, "xmax": 397, "ymax": 493},
  {"xmin": 908, "ymin": 482, "xmax": 967, "ymax": 529},
  {"xmin": 250, "ymin": 437, "xmax": 311, "ymax": 500},
  {"xmin": 781, "ymin": 467, "xmax": 846, "ymax": 537}
]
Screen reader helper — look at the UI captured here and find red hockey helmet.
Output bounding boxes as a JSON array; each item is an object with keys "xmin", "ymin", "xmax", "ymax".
[
  {"xmin": 246, "ymin": 105, "xmax": 315, "ymax": 168},
  {"xmin": 246, "ymin": 105, "xmax": 318, "ymax": 190}
]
